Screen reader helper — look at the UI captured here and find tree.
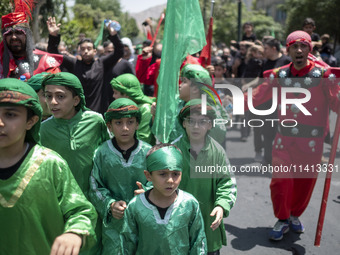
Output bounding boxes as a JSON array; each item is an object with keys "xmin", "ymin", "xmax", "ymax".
[
  {"xmin": 283, "ymin": 0, "xmax": 340, "ymax": 44},
  {"xmin": 0, "ymin": 0, "xmax": 12, "ymax": 41}
]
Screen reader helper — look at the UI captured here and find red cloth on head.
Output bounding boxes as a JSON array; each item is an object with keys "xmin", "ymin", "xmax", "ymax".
[
  {"xmin": 1, "ymin": 12, "xmax": 28, "ymax": 29},
  {"xmin": 286, "ymin": 30, "xmax": 312, "ymax": 52}
]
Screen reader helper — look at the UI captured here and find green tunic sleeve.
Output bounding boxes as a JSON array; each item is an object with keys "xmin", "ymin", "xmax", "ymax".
[{"xmin": 137, "ymin": 103, "xmax": 155, "ymax": 145}]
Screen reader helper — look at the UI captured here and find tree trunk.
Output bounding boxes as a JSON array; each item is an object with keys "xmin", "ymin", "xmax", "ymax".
[{"xmin": 32, "ymin": 0, "xmax": 47, "ymax": 43}]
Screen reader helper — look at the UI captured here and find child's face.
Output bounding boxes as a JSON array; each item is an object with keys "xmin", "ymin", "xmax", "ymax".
[
  {"xmin": 144, "ymin": 169, "xmax": 182, "ymax": 198},
  {"xmin": 214, "ymin": 66, "xmax": 226, "ymax": 78},
  {"xmin": 243, "ymin": 24, "xmax": 253, "ymax": 34},
  {"xmin": 37, "ymin": 89, "xmax": 51, "ymax": 117},
  {"xmin": 44, "ymin": 85, "xmax": 80, "ymax": 120},
  {"xmin": 303, "ymin": 24, "xmax": 315, "ymax": 35},
  {"xmin": 254, "ymin": 50, "xmax": 264, "ymax": 60},
  {"xmin": 182, "ymin": 113, "xmax": 212, "ymax": 143},
  {"xmin": 179, "ymin": 77, "xmax": 191, "ymax": 101},
  {"xmin": 0, "ymin": 105, "xmax": 38, "ymax": 150},
  {"xmin": 107, "ymin": 117, "xmax": 138, "ymax": 146},
  {"xmin": 112, "ymin": 88, "xmax": 129, "ymax": 100}
]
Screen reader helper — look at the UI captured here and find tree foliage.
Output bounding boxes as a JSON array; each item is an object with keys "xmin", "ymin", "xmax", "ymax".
[
  {"xmin": 199, "ymin": 0, "xmax": 284, "ymax": 46},
  {"xmin": 283, "ymin": 0, "xmax": 340, "ymax": 43}
]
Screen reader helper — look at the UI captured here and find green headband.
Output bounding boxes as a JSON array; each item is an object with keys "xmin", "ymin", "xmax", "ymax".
[
  {"xmin": 0, "ymin": 78, "xmax": 42, "ymax": 144},
  {"xmin": 146, "ymin": 146, "xmax": 183, "ymax": 172},
  {"xmin": 178, "ymin": 99, "xmax": 216, "ymax": 125},
  {"xmin": 41, "ymin": 72, "xmax": 87, "ymax": 111},
  {"xmin": 180, "ymin": 64, "xmax": 212, "ymax": 86},
  {"xmin": 27, "ymin": 72, "xmax": 49, "ymax": 92},
  {"xmin": 110, "ymin": 74, "xmax": 155, "ymax": 105},
  {"xmin": 104, "ymin": 98, "xmax": 141, "ymax": 123}
]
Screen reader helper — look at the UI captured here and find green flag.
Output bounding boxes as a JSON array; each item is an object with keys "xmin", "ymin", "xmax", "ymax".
[{"xmin": 152, "ymin": 0, "xmax": 206, "ymax": 143}]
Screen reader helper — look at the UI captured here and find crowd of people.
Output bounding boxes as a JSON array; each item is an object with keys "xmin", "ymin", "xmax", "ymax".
[{"xmin": 0, "ymin": 2, "xmax": 340, "ymax": 255}]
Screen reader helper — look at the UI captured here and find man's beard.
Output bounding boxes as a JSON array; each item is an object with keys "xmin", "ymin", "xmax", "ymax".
[{"xmin": 8, "ymin": 40, "xmax": 26, "ymax": 56}]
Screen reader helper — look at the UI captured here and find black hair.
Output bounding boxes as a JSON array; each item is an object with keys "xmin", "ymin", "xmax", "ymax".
[
  {"xmin": 63, "ymin": 86, "xmax": 78, "ymax": 98},
  {"xmin": 303, "ymin": 18, "xmax": 315, "ymax": 27},
  {"xmin": 243, "ymin": 22, "xmax": 254, "ymax": 29},
  {"xmin": 146, "ymin": 143, "xmax": 182, "ymax": 158},
  {"xmin": 103, "ymin": 41, "xmax": 112, "ymax": 48},
  {"xmin": 264, "ymin": 38, "xmax": 281, "ymax": 52},
  {"xmin": 78, "ymin": 38, "xmax": 95, "ymax": 49},
  {"xmin": 214, "ymin": 59, "xmax": 226, "ymax": 69},
  {"xmin": 26, "ymin": 107, "xmax": 35, "ymax": 121}
]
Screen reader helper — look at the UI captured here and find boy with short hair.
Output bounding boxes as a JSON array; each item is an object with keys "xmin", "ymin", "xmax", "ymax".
[
  {"xmin": 0, "ymin": 78, "xmax": 97, "ymax": 254},
  {"xmin": 173, "ymin": 99, "xmax": 237, "ymax": 254},
  {"xmin": 120, "ymin": 143, "xmax": 207, "ymax": 254},
  {"xmin": 40, "ymin": 72, "xmax": 110, "ymax": 254},
  {"xmin": 110, "ymin": 73, "xmax": 156, "ymax": 145},
  {"xmin": 88, "ymin": 98, "xmax": 152, "ymax": 254}
]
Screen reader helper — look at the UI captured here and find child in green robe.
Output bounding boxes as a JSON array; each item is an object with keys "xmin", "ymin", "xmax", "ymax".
[
  {"xmin": 40, "ymin": 72, "xmax": 110, "ymax": 255},
  {"xmin": 88, "ymin": 98, "xmax": 152, "ymax": 254},
  {"xmin": 110, "ymin": 73, "xmax": 156, "ymax": 145},
  {"xmin": 120, "ymin": 143, "xmax": 207, "ymax": 254},
  {"xmin": 173, "ymin": 99, "xmax": 237, "ymax": 254},
  {"xmin": 0, "ymin": 78, "xmax": 97, "ymax": 255}
]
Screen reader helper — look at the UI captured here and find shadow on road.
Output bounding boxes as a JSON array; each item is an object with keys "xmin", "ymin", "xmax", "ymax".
[{"xmin": 225, "ymin": 223, "xmax": 306, "ymax": 255}]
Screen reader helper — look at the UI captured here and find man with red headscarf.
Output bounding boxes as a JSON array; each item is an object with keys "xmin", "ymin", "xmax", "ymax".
[
  {"xmin": 246, "ymin": 30, "xmax": 340, "ymax": 241},
  {"xmin": 0, "ymin": 1, "xmax": 62, "ymax": 79}
]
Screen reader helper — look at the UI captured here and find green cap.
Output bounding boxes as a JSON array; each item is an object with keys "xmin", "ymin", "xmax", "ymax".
[
  {"xmin": 41, "ymin": 72, "xmax": 87, "ymax": 111},
  {"xmin": 104, "ymin": 98, "xmax": 141, "ymax": 123},
  {"xmin": 178, "ymin": 98, "xmax": 216, "ymax": 125},
  {"xmin": 110, "ymin": 74, "xmax": 155, "ymax": 104},
  {"xmin": 27, "ymin": 72, "xmax": 49, "ymax": 92},
  {"xmin": 0, "ymin": 78, "xmax": 42, "ymax": 144},
  {"xmin": 146, "ymin": 145, "xmax": 183, "ymax": 172},
  {"xmin": 180, "ymin": 64, "xmax": 212, "ymax": 86}
]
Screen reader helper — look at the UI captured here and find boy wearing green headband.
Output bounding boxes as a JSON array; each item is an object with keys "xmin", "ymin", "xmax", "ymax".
[
  {"xmin": 110, "ymin": 73, "xmax": 156, "ymax": 145},
  {"xmin": 120, "ymin": 143, "xmax": 207, "ymax": 254},
  {"xmin": 0, "ymin": 78, "xmax": 97, "ymax": 254},
  {"xmin": 27, "ymin": 72, "xmax": 52, "ymax": 121},
  {"xmin": 40, "ymin": 72, "xmax": 110, "ymax": 255},
  {"xmin": 173, "ymin": 99, "xmax": 237, "ymax": 254},
  {"xmin": 88, "ymin": 98, "xmax": 152, "ymax": 254}
]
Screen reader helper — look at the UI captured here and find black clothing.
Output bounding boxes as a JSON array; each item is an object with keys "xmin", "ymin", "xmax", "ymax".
[
  {"xmin": 242, "ymin": 34, "xmax": 256, "ymax": 42},
  {"xmin": 48, "ymin": 34, "xmax": 124, "ymax": 114},
  {"xmin": 112, "ymin": 137, "xmax": 139, "ymax": 162}
]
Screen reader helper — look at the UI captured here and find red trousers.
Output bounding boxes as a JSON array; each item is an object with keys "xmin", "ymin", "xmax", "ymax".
[{"xmin": 270, "ymin": 143, "xmax": 321, "ymax": 220}]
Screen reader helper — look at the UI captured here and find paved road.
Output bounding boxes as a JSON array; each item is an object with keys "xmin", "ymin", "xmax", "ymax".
[{"xmin": 220, "ymin": 112, "xmax": 340, "ymax": 255}]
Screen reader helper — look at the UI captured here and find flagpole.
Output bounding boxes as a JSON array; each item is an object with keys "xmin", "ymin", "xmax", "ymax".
[
  {"xmin": 210, "ymin": 0, "xmax": 215, "ymax": 17},
  {"xmin": 314, "ymin": 106, "xmax": 340, "ymax": 246}
]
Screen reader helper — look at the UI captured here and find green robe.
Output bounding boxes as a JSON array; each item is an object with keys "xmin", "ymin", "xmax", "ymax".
[
  {"xmin": 88, "ymin": 139, "xmax": 151, "ymax": 253},
  {"xmin": 40, "ymin": 109, "xmax": 109, "ymax": 255},
  {"xmin": 40, "ymin": 109, "xmax": 110, "ymax": 196},
  {"xmin": 137, "ymin": 103, "xmax": 155, "ymax": 145},
  {"xmin": 173, "ymin": 135, "xmax": 237, "ymax": 252},
  {"xmin": 0, "ymin": 145, "xmax": 97, "ymax": 254},
  {"xmin": 120, "ymin": 190, "xmax": 207, "ymax": 254}
]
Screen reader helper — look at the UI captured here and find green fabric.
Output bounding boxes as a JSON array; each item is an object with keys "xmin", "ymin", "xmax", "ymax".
[
  {"xmin": 178, "ymin": 99, "xmax": 216, "ymax": 125},
  {"xmin": 136, "ymin": 103, "xmax": 155, "ymax": 145},
  {"xmin": 94, "ymin": 20, "xmax": 105, "ymax": 48},
  {"xmin": 0, "ymin": 145, "xmax": 97, "ymax": 254},
  {"xmin": 146, "ymin": 146, "xmax": 183, "ymax": 172},
  {"xmin": 104, "ymin": 98, "xmax": 141, "ymax": 123},
  {"xmin": 173, "ymin": 135, "xmax": 237, "ymax": 252},
  {"xmin": 181, "ymin": 64, "xmax": 212, "ymax": 86},
  {"xmin": 27, "ymin": 72, "xmax": 49, "ymax": 92},
  {"xmin": 152, "ymin": 0, "xmax": 206, "ymax": 143},
  {"xmin": 110, "ymin": 74, "xmax": 154, "ymax": 105},
  {"xmin": 41, "ymin": 72, "xmax": 87, "ymax": 111},
  {"xmin": 88, "ymin": 139, "xmax": 151, "ymax": 253},
  {"xmin": 0, "ymin": 78, "xmax": 42, "ymax": 144},
  {"xmin": 40, "ymin": 110, "xmax": 109, "ymax": 196},
  {"xmin": 120, "ymin": 190, "xmax": 207, "ymax": 254}
]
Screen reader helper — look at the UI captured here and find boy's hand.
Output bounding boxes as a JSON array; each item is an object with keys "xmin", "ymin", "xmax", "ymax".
[
  {"xmin": 210, "ymin": 206, "xmax": 224, "ymax": 231},
  {"xmin": 134, "ymin": 181, "xmax": 145, "ymax": 196},
  {"xmin": 47, "ymin": 16, "xmax": 61, "ymax": 37},
  {"xmin": 50, "ymin": 233, "xmax": 82, "ymax": 255},
  {"xmin": 110, "ymin": 201, "xmax": 127, "ymax": 219}
]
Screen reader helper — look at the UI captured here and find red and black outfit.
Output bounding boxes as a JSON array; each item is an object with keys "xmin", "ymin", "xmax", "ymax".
[{"xmin": 248, "ymin": 60, "xmax": 340, "ymax": 220}]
